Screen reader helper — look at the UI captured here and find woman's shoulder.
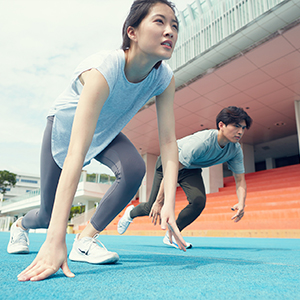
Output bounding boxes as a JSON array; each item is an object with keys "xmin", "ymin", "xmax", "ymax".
[
  {"xmin": 156, "ymin": 61, "xmax": 173, "ymax": 76},
  {"xmin": 74, "ymin": 49, "xmax": 122, "ymax": 73}
]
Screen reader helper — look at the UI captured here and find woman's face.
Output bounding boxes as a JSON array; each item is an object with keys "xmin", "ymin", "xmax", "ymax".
[{"xmin": 131, "ymin": 3, "xmax": 178, "ymax": 62}]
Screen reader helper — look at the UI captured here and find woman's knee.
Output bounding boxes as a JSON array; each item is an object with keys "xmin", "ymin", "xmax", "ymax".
[
  {"xmin": 135, "ymin": 157, "xmax": 146, "ymax": 180},
  {"xmin": 124, "ymin": 155, "xmax": 146, "ymax": 183}
]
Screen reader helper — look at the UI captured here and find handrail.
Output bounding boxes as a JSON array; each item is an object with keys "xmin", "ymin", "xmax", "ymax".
[
  {"xmin": 0, "ymin": 189, "xmax": 41, "ymax": 207},
  {"xmin": 1, "ymin": 172, "xmax": 114, "ymax": 207}
]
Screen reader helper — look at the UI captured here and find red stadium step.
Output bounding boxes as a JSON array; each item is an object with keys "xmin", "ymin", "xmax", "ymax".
[{"xmin": 77, "ymin": 164, "xmax": 300, "ymax": 238}]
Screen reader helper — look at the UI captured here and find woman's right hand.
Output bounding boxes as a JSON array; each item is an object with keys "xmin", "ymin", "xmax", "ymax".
[
  {"xmin": 160, "ymin": 203, "xmax": 187, "ymax": 252},
  {"xmin": 17, "ymin": 239, "xmax": 75, "ymax": 282}
]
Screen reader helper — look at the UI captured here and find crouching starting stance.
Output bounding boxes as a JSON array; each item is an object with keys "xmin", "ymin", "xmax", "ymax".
[{"xmin": 118, "ymin": 106, "xmax": 252, "ymax": 249}]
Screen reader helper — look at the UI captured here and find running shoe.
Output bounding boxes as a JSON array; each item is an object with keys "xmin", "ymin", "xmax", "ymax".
[
  {"xmin": 117, "ymin": 205, "xmax": 134, "ymax": 234},
  {"xmin": 69, "ymin": 234, "xmax": 119, "ymax": 264},
  {"xmin": 7, "ymin": 220, "xmax": 29, "ymax": 254},
  {"xmin": 163, "ymin": 232, "xmax": 192, "ymax": 249}
]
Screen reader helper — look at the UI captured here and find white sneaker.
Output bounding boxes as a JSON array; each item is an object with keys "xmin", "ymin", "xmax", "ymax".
[
  {"xmin": 69, "ymin": 234, "xmax": 119, "ymax": 264},
  {"xmin": 117, "ymin": 205, "xmax": 134, "ymax": 234},
  {"xmin": 7, "ymin": 220, "xmax": 29, "ymax": 254},
  {"xmin": 163, "ymin": 232, "xmax": 192, "ymax": 249}
]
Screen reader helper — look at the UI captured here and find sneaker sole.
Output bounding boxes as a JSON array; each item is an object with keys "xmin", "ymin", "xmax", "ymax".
[
  {"xmin": 69, "ymin": 252, "xmax": 119, "ymax": 264},
  {"xmin": 7, "ymin": 246, "xmax": 29, "ymax": 254},
  {"xmin": 163, "ymin": 237, "xmax": 192, "ymax": 249},
  {"xmin": 163, "ymin": 237, "xmax": 179, "ymax": 249},
  {"xmin": 117, "ymin": 224, "xmax": 131, "ymax": 235}
]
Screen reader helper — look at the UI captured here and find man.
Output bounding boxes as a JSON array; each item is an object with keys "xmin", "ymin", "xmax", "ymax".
[{"xmin": 118, "ymin": 106, "xmax": 252, "ymax": 249}]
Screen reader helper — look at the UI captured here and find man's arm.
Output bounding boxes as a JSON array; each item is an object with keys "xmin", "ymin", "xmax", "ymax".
[
  {"xmin": 149, "ymin": 162, "xmax": 185, "ymax": 225},
  {"xmin": 231, "ymin": 172, "xmax": 247, "ymax": 222},
  {"xmin": 149, "ymin": 178, "xmax": 165, "ymax": 225}
]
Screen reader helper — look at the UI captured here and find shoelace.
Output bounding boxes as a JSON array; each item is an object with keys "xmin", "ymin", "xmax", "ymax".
[
  {"xmin": 78, "ymin": 234, "xmax": 107, "ymax": 253},
  {"xmin": 120, "ymin": 213, "xmax": 133, "ymax": 227},
  {"xmin": 14, "ymin": 229, "xmax": 29, "ymax": 245},
  {"xmin": 91, "ymin": 234, "xmax": 107, "ymax": 250},
  {"xmin": 119, "ymin": 218, "xmax": 132, "ymax": 228}
]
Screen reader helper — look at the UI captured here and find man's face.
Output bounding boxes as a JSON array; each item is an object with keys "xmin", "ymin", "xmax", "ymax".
[{"xmin": 220, "ymin": 120, "xmax": 247, "ymax": 143}]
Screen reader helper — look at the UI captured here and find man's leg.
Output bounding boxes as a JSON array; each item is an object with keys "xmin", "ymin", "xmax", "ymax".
[{"xmin": 176, "ymin": 168, "xmax": 206, "ymax": 232}]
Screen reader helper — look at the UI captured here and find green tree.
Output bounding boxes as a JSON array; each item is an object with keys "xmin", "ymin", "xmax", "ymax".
[
  {"xmin": 69, "ymin": 205, "xmax": 86, "ymax": 221},
  {"xmin": 86, "ymin": 173, "xmax": 97, "ymax": 182},
  {"xmin": 0, "ymin": 170, "xmax": 17, "ymax": 195}
]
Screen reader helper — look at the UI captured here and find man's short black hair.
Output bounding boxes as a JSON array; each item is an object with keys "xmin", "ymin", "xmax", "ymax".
[{"xmin": 216, "ymin": 106, "xmax": 252, "ymax": 130}]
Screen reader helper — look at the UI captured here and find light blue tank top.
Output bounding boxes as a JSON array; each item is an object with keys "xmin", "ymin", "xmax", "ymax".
[{"xmin": 49, "ymin": 50, "xmax": 173, "ymax": 168}]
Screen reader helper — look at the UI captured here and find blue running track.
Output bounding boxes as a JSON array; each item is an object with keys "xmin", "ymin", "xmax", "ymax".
[{"xmin": 1, "ymin": 232, "xmax": 299, "ymax": 300}]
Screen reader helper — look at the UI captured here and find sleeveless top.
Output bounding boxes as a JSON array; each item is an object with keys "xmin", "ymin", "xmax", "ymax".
[{"xmin": 48, "ymin": 49, "xmax": 173, "ymax": 168}]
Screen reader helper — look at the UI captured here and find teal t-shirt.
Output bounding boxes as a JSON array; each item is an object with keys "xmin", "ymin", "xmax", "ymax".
[
  {"xmin": 48, "ymin": 49, "xmax": 173, "ymax": 168},
  {"xmin": 177, "ymin": 129, "xmax": 245, "ymax": 174}
]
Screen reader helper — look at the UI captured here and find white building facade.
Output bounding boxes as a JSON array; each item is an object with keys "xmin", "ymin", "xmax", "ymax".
[{"xmin": 2, "ymin": 173, "xmax": 40, "ymax": 201}]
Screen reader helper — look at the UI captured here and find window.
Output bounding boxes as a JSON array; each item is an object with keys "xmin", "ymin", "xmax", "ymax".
[{"xmin": 20, "ymin": 179, "xmax": 38, "ymax": 184}]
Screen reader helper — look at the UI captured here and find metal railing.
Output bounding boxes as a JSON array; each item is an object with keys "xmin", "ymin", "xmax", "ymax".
[
  {"xmin": 0, "ymin": 188, "xmax": 41, "ymax": 207},
  {"xmin": 1, "ymin": 172, "xmax": 114, "ymax": 208},
  {"xmin": 168, "ymin": 0, "xmax": 287, "ymax": 70}
]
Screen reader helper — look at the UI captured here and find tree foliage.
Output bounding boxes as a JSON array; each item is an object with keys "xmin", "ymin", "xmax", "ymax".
[
  {"xmin": 69, "ymin": 205, "xmax": 85, "ymax": 221},
  {"xmin": 0, "ymin": 170, "xmax": 17, "ymax": 195}
]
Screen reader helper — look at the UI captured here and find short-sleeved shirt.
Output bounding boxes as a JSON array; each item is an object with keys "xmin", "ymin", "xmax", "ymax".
[
  {"xmin": 177, "ymin": 129, "xmax": 245, "ymax": 174},
  {"xmin": 48, "ymin": 49, "xmax": 173, "ymax": 168}
]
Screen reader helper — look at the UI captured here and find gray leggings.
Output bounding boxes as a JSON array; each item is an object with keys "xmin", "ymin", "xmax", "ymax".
[
  {"xmin": 22, "ymin": 116, "xmax": 146, "ymax": 232},
  {"xmin": 130, "ymin": 157, "xmax": 206, "ymax": 231}
]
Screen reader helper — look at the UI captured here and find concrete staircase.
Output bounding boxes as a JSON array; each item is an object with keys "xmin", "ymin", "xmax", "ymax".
[{"xmin": 79, "ymin": 164, "xmax": 300, "ymax": 238}]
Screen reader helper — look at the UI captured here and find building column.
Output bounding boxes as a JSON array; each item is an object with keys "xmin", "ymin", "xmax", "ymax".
[
  {"xmin": 295, "ymin": 100, "xmax": 300, "ymax": 155},
  {"xmin": 86, "ymin": 200, "xmax": 95, "ymax": 211},
  {"xmin": 139, "ymin": 153, "xmax": 158, "ymax": 203},
  {"xmin": 241, "ymin": 143, "xmax": 255, "ymax": 174},
  {"xmin": 266, "ymin": 157, "xmax": 275, "ymax": 170},
  {"xmin": 202, "ymin": 164, "xmax": 223, "ymax": 194}
]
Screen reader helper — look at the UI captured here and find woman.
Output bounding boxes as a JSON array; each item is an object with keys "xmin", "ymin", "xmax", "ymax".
[{"xmin": 10, "ymin": 0, "xmax": 186, "ymax": 282}]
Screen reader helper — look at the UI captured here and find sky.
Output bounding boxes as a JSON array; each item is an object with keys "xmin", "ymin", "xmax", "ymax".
[{"xmin": 0, "ymin": 0, "xmax": 193, "ymax": 177}]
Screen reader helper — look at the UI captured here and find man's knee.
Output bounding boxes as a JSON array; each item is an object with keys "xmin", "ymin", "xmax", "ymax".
[{"xmin": 191, "ymin": 196, "xmax": 206, "ymax": 215}]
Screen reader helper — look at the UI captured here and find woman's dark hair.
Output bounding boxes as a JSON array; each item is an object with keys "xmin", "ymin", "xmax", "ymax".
[
  {"xmin": 216, "ymin": 106, "xmax": 253, "ymax": 130},
  {"xmin": 121, "ymin": 0, "xmax": 178, "ymax": 69}
]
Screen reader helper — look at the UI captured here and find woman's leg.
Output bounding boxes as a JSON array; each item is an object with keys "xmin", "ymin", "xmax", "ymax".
[
  {"xmin": 130, "ymin": 156, "xmax": 163, "ymax": 219},
  {"xmin": 176, "ymin": 168, "xmax": 206, "ymax": 232},
  {"xmin": 89, "ymin": 133, "xmax": 146, "ymax": 232},
  {"xmin": 22, "ymin": 116, "xmax": 62, "ymax": 229}
]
